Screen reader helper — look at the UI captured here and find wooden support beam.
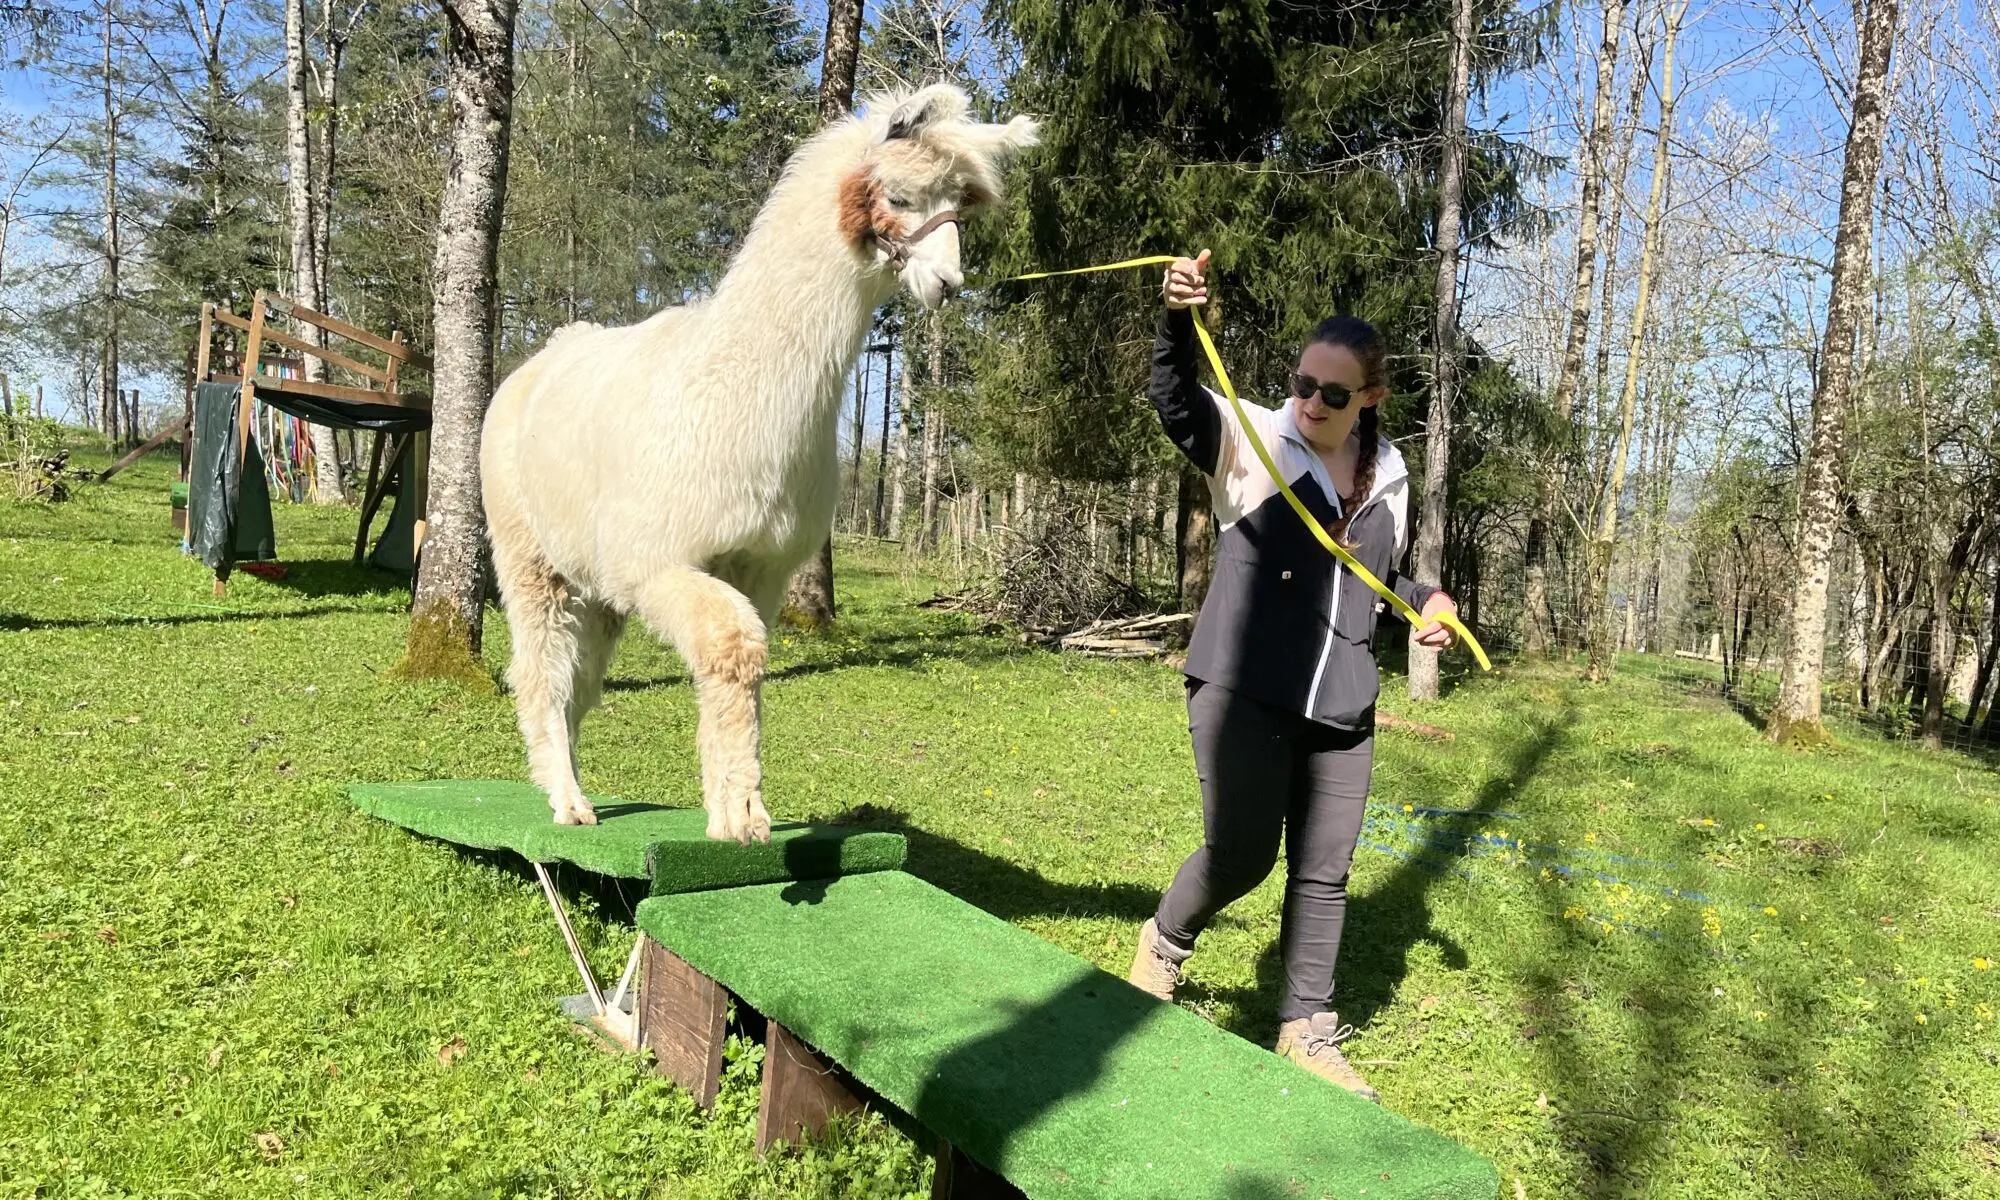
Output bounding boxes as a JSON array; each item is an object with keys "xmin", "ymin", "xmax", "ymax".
[
  {"xmin": 930, "ymin": 1140, "xmax": 1028, "ymax": 1200},
  {"xmin": 195, "ymin": 303, "xmax": 214, "ymax": 382},
  {"xmin": 637, "ymin": 937, "xmax": 727, "ymax": 1108},
  {"xmin": 235, "ymin": 294, "xmax": 266, "ymax": 478},
  {"xmin": 238, "ymin": 321, "xmax": 392, "ymax": 385},
  {"xmin": 262, "ymin": 292, "xmax": 431, "ymax": 368},
  {"xmin": 213, "ymin": 374, "xmax": 430, "ymax": 411},
  {"xmin": 756, "ymin": 1020, "xmax": 864, "ymax": 1156},
  {"xmin": 99, "ymin": 416, "xmax": 190, "ymax": 482},
  {"xmin": 352, "ymin": 432, "xmax": 390, "ymax": 565}
]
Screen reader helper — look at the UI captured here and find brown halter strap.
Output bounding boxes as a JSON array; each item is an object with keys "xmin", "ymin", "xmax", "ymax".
[{"xmin": 877, "ymin": 209, "xmax": 961, "ymax": 268}]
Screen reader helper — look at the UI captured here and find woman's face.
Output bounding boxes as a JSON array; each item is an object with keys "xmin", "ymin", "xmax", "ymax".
[{"xmin": 1290, "ymin": 341, "xmax": 1381, "ymax": 452}]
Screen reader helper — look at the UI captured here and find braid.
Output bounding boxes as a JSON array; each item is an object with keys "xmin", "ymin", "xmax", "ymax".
[
  {"xmin": 1306, "ymin": 314, "xmax": 1388, "ymax": 548},
  {"xmin": 1327, "ymin": 406, "xmax": 1379, "ymax": 546}
]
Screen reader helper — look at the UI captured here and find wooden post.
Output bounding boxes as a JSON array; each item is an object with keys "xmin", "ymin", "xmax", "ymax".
[
  {"xmin": 237, "ymin": 292, "xmax": 267, "ymax": 477},
  {"xmin": 196, "ymin": 303, "xmax": 214, "ymax": 384},
  {"xmin": 755, "ymin": 1020, "xmax": 863, "ymax": 1156},
  {"xmin": 353, "ymin": 431, "xmax": 390, "ymax": 564},
  {"xmin": 930, "ymin": 1140, "xmax": 1027, "ymax": 1200},
  {"xmin": 636, "ymin": 937, "xmax": 727, "ymax": 1108}
]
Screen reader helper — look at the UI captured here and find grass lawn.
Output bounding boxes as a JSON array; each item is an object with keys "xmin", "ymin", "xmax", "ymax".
[{"xmin": 3, "ymin": 444, "xmax": 1998, "ymax": 1199}]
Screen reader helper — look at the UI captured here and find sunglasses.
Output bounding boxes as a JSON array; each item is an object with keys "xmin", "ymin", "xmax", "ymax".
[{"xmin": 1288, "ymin": 372, "xmax": 1357, "ymax": 410}]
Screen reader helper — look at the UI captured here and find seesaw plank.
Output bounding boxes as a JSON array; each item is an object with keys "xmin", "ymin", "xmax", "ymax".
[{"xmin": 637, "ymin": 872, "xmax": 1498, "ymax": 1200}]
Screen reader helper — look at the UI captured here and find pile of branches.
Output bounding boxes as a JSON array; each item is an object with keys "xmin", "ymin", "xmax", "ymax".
[
  {"xmin": 923, "ymin": 511, "xmax": 1192, "ymax": 658},
  {"xmin": 5, "ymin": 418, "xmax": 90, "ymax": 502}
]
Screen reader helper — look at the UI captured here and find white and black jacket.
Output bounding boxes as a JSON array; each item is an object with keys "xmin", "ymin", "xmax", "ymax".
[{"xmin": 1154, "ymin": 307, "xmax": 1437, "ymax": 731}]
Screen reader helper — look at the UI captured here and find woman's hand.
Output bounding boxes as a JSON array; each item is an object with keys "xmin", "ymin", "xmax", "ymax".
[
  {"xmin": 1163, "ymin": 249, "xmax": 1211, "ymax": 310},
  {"xmin": 1415, "ymin": 592, "xmax": 1459, "ymax": 649}
]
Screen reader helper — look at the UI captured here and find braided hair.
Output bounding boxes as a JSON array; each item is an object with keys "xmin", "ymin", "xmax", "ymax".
[{"xmin": 1308, "ymin": 315, "xmax": 1387, "ymax": 545}]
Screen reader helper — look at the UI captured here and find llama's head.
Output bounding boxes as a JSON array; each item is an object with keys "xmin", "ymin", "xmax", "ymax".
[{"xmin": 841, "ymin": 84, "xmax": 1040, "ymax": 310}]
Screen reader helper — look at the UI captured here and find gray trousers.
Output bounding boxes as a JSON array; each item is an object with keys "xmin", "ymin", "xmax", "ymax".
[{"xmin": 1154, "ymin": 679, "xmax": 1373, "ymax": 1023}]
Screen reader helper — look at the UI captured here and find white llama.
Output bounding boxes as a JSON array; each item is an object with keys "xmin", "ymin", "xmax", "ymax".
[{"xmin": 482, "ymin": 85, "xmax": 1038, "ymax": 840}]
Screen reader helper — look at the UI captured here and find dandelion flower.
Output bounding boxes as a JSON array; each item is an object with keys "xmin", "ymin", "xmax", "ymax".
[
  {"xmin": 1754, "ymin": 1011, "xmax": 1768, "ymax": 1022},
  {"xmin": 982, "ymin": 788, "xmax": 994, "ymax": 797},
  {"xmin": 1763, "ymin": 907, "xmax": 1779, "ymax": 918},
  {"xmin": 1585, "ymin": 832, "xmax": 1598, "ymax": 844},
  {"xmin": 1916, "ymin": 1013, "xmax": 1928, "ymax": 1025},
  {"xmin": 1403, "ymin": 804, "xmax": 1414, "ymax": 814},
  {"xmin": 1755, "ymin": 822, "xmax": 1766, "ymax": 831},
  {"xmin": 1976, "ymin": 957, "xmax": 1992, "ymax": 971}
]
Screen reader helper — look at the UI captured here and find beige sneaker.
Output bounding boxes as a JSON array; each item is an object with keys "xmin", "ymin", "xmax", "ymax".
[
  {"xmin": 1276, "ymin": 1013, "xmax": 1380, "ymax": 1102},
  {"xmin": 1127, "ymin": 918, "xmax": 1186, "ymax": 1002}
]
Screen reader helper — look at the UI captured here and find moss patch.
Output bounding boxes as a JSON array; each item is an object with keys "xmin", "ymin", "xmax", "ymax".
[{"xmin": 393, "ymin": 595, "xmax": 497, "ymax": 690}]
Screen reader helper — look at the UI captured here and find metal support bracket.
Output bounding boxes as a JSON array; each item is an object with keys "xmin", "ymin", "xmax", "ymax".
[{"xmin": 534, "ymin": 861, "xmax": 643, "ymax": 1051}]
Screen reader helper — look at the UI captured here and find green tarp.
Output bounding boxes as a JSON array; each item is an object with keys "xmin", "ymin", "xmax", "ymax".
[{"xmin": 187, "ymin": 382, "xmax": 276, "ymax": 572}]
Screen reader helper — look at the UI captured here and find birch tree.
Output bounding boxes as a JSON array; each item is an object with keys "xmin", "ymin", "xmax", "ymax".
[
  {"xmin": 401, "ymin": 0, "xmax": 518, "ymax": 678},
  {"xmin": 1524, "ymin": 0, "xmax": 1627, "ymax": 657},
  {"xmin": 1767, "ymin": 0, "xmax": 1901, "ymax": 746},
  {"xmin": 1584, "ymin": 0, "xmax": 1685, "ymax": 682}
]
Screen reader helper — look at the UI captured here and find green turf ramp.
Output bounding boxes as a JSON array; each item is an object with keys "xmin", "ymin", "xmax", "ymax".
[
  {"xmin": 637, "ymin": 872, "xmax": 1497, "ymax": 1200},
  {"xmin": 348, "ymin": 780, "xmax": 905, "ymax": 892}
]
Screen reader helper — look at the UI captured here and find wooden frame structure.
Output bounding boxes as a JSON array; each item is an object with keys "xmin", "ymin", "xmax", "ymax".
[
  {"xmin": 635, "ymin": 935, "xmax": 1025, "ymax": 1198},
  {"xmin": 195, "ymin": 290, "xmax": 433, "ymax": 594}
]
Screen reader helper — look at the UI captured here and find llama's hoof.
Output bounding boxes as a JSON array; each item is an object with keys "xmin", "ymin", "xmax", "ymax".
[
  {"xmin": 742, "ymin": 803, "xmax": 771, "ymax": 845},
  {"xmin": 705, "ymin": 809, "xmax": 733, "ymax": 842},
  {"xmin": 551, "ymin": 797, "xmax": 598, "ymax": 826}
]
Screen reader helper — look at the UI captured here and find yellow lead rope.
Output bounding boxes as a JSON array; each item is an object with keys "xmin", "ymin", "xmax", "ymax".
[{"xmin": 990, "ymin": 254, "xmax": 1492, "ymax": 671}]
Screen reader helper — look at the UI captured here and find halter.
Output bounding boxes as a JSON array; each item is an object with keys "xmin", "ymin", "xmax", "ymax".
[{"xmin": 876, "ymin": 209, "xmax": 961, "ymax": 269}]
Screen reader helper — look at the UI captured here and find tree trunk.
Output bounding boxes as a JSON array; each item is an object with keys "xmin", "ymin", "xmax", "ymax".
[
  {"xmin": 1768, "ymin": 0, "xmax": 1899, "ymax": 747},
  {"xmin": 919, "ymin": 312, "xmax": 945, "ymax": 553},
  {"xmin": 817, "ymin": 0, "xmax": 862, "ymax": 124},
  {"xmin": 101, "ymin": 0, "xmax": 120, "ymax": 452},
  {"xmin": 1524, "ymin": 0, "xmax": 1627, "ymax": 658},
  {"xmin": 1408, "ymin": 0, "xmax": 1472, "ymax": 701},
  {"xmin": 1176, "ymin": 461, "xmax": 1215, "ymax": 611},
  {"xmin": 873, "ymin": 322, "xmax": 894, "ymax": 535},
  {"xmin": 1585, "ymin": 0, "xmax": 1681, "ymax": 682},
  {"xmin": 889, "ymin": 344, "xmax": 913, "ymax": 540},
  {"xmin": 785, "ymin": 0, "xmax": 864, "ymax": 625},
  {"xmin": 402, "ymin": 0, "xmax": 517, "ymax": 681},
  {"xmin": 1969, "ymin": 566, "xmax": 2000, "ymax": 738},
  {"xmin": 283, "ymin": 0, "xmax": 342, "ymax": 501}
]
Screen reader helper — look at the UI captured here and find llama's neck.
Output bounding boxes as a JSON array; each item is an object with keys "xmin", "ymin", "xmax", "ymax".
[{"xmin": 700, "ymin": 134, "xmax": 896, "ymax": 423}]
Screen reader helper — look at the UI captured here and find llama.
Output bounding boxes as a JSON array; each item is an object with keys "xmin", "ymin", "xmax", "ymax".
[{"xmin": 482, "ymin": 85, "xmax": 1038, "ymax": 840}]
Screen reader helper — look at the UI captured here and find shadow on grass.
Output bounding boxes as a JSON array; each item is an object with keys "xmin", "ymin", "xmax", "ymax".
[
  {"xmin": 0, "ymin": 600, "xmax": 395, "ymax": 632},
  {"xmin": 822, "ymin": 804, "xmax": 1159, "ymax": 924},
  {"xmin": 1516, "ymin": 773, "xmax": 1943, "ymax": 1193},
  {"xmin": 604, "ymin": 624, "xmax": 1030, "ymax": 693},
  {"xmin": 1186, "ymin": 698, "xmax": 1580, "ymax": 1043},
  {"xmin": 261, "ymin": 558, "xmax": 412, "ymax": 600}
]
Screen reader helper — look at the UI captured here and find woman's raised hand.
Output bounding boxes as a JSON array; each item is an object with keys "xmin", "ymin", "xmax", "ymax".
[{"xmin": 1163, "ymin": 249, "xmax": 1211, "ymax": 310}]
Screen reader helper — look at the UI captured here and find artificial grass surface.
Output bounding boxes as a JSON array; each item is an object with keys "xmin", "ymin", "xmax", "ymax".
[
  {"xmin": 348, "ymin": 779, "xmax": 907, "ymax": 892},
  {"xmin": 638, "ymin": 871, "xmax": 1498, "ymax": 1200}
]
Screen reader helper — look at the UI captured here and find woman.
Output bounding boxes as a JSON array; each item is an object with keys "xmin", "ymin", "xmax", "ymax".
[{"xmin": 1127, "ymin": 250, "xmax": 1459, "ymax": 1101}]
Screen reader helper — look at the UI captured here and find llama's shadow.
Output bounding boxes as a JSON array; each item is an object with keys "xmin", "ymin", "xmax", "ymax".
[{"xmin": 603, "ymin": 624, "xmax": 1027, "ymax": 693}]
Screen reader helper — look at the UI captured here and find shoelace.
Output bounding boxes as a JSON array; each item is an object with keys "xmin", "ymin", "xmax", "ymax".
[{"xmin": 1300, "ymin": 1019, "xmax": 1357, "ymax": 1055}]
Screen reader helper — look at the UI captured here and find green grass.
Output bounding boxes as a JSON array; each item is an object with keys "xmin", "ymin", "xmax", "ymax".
[{"xmin": 3, "ymin": 444, "xmax": 1998, "ymax": 1198}]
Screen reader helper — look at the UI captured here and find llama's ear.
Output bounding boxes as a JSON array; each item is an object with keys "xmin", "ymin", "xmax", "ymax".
[
  {"xmin": 991, "ymin": 114, "xmax": 1040, "ymax": 158},
  {"xmin": 958, "ymin": 114, "xmax": 1041, "ymax": 165},
  {"xmin": 885, "ymin": 84, "xmax": 969, "ymax": 140}
]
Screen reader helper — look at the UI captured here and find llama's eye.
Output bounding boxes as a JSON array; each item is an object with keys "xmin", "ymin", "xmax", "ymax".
[{"xmin": 888, "ymin": 194, "xmax": 913, "ymax": 209}]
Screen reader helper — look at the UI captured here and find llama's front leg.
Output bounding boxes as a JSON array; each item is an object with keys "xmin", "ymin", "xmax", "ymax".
[{"xmin": 634, "ymin": 568, "xmax": 770, "ymax": 844}]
